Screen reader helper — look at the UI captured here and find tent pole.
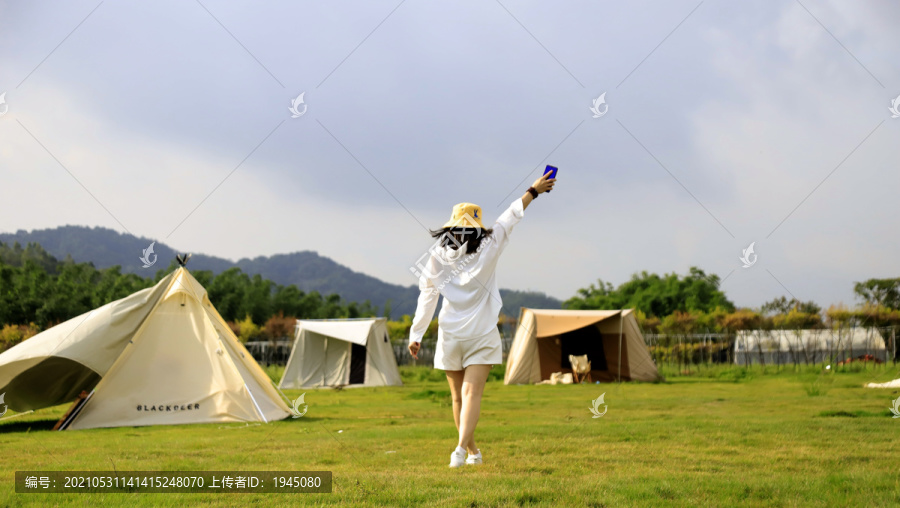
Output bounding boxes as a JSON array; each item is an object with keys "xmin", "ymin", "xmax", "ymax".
[
  {"xmin": 618, "ymin": 310, "xmax": 624, "ymax": 383},
  {"xmin": 323, "ymin": 338, "xmax": 328, "ymax": 387},
  {"xmin": 0, "ymin": 410, "xmax": 34, "ymax": 423},
  {"xmin": 244, "ymin": 383, "xmax": 268, "ymax": 423},
  {"xmin": 57, "ymin": 390, "xmax": 95, "ymax": 431}
]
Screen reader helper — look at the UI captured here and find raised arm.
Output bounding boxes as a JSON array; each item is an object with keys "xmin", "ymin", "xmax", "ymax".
[
  {"xmin": 521, "ymin": 172, "xmax": 556, "ymax": 210},
  {"xmin": 483, "ymin": 171, "xmax": 558, "ymax": 265}
]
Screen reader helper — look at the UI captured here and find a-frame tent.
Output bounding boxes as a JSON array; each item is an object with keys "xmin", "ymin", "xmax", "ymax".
[
  {"xmin": 279, "ymin": 318, "xmax": 402, "ymax": 388},
  {"xmin": 504, "ymin": 308, "xmax": 660, "ymax": 384},
  {"xmin": 0, "ymin": 267, "xmax": 291, "ymax": 430}
]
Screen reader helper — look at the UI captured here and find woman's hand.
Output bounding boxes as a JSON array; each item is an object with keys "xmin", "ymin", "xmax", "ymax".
[
  {"xmin": 408, "ymin": 341, "xmax": 421, "ymax": 360},
  {"xmin": 522, "ymin": 172, "xmax": 557, "ymax": 210},
  {"xmin": 532, "ymin": 172, "xmax": 557, "ymax": 194}
]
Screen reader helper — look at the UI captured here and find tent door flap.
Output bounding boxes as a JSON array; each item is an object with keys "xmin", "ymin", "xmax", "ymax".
[
  {"xmin": 349, "ymin": 343, "xmax": 366, "ymax": 385},
  {"xmin": 560, "ymin": 325, "xmax": 609, "ymax": 371}
]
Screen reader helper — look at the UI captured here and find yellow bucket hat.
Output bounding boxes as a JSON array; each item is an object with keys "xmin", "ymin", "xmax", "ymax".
[{"xmin": 443, "ymin": 202, "xmax": 485, "ymax": 229}]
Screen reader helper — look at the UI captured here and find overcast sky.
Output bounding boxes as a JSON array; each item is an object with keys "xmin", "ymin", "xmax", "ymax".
[{"xmin": 1, "ymin": 0, "xmax": 898, "ymax": 310}]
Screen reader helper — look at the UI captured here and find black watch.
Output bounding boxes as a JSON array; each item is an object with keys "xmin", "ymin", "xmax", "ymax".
[{"xmin": 527, "ymin": 187, "xmax": 538, "ymax": 199}]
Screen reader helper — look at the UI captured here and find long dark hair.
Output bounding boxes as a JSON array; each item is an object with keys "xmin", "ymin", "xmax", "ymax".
[{"xmin": 429, "ymin": 227, "xmax": 494, "ymax": 254}]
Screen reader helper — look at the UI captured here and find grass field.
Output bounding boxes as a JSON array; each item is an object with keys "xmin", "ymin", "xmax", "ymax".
[{"xmin": 2, "ymin": 364, "xmax": 900, "ymax": 507}]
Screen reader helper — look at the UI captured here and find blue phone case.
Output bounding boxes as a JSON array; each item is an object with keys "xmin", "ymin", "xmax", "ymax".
[{"xmin": 543, "ymin": 166, "xmax": 558, "ymax": 193}]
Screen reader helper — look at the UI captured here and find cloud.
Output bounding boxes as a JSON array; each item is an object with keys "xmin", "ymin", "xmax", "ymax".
[{"xmin": 1, "ymin": 0, "xmax": 898, "ymax": 309}]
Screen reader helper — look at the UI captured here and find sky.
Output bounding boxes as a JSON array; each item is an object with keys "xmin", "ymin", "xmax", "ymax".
[{"xmin": 1, "ymin": 0, "xmax": 898, "ymax": 310}]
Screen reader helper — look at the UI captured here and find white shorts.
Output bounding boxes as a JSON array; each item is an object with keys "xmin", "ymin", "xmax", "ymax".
[{"xmin": 434, "ymin": 327, "xmax": 503, "ymax": 371}]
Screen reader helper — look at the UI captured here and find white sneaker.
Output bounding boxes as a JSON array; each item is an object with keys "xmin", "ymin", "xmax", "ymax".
[
  {"xmin": 466, "ymin": 449, "xmax": 482, "ymax": 465},
  {"xmin": 449, "ymin": 446, "xmax": 466, "ymax": 468}
]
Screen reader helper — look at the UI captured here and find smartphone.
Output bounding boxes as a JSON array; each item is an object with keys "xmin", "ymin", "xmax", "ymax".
[{"xmin": 543, "ymin": 165, "xmax": 558, "ymax": 192}]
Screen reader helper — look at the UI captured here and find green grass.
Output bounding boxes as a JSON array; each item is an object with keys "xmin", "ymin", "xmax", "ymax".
[{"xmin": 2, "ymin": 364, "xmax": 900, "ymax": 506}]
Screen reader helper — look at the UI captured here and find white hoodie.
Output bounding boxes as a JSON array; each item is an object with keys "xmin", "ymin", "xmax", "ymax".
[{"xmin": 409, "ymin": 198, "xmax": 525, "ymax": 343}]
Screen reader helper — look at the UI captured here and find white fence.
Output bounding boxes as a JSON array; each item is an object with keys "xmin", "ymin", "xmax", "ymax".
[
  {"xmin": 246, "ymin": 337, "xmax": 517, "ymax": 367},
  {"xmin": 643, "ymin": 327, "xmax": 897, "ymax": 367},
  {"xmin": 245, "ymin": 341, "xmax": 293, "ymax": 366},
  {"xmin": 246, "ymin": 327, "xmax": 898, "ymax": 368}
]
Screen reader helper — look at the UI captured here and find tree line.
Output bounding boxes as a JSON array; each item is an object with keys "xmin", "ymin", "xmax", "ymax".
[
  {"xmin": 563, "ymin": 269, "xmax": 900, "ymax": 367},
  {"xmin": 0, "ymin": 242, "xmax": 378, "ymax": 350},
  {"xmin": 2, "ymin": 242, "xmax": 898, "ymax": 355},
  {"xmin": 563, "ymin": 267, "xmax": 900, "ymax": 331}
]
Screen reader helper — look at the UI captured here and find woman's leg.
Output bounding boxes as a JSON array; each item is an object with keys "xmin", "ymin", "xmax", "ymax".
[
  {"xmin": 445, "ymin": 370, "xmax": 465, "ymax": 433},
  {"xmin": 457, "ymin": 364, "xmax": 491, "ymax": 454},
  {"xmin": 447, "ymin": 370, "xmax": 478, "ymax": 453}
]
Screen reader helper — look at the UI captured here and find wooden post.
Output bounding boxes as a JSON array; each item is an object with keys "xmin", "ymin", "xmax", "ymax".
[
  {"xmin": 618, "ymin": 310, "xmax": 624, "ymax": 383},
  {"xmin": 893, "ymin": 327, "xmax": 897, "ymax": 365},
  {"xmin": 53, "ymin": 391, "xmax": 91, "ymax": 431}
]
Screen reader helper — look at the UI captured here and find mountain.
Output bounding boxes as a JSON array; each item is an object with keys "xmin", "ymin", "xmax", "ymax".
[
  {"xmin": 0, "ymin": 226, "xmax": 563, "ymax": 317},
  {"xmin": 0, "ymin": 226, "xmax": 234, "ymax": 274}
]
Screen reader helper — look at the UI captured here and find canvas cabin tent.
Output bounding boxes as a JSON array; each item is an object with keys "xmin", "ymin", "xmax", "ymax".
[
  {"xmin": 279, "ymin": 318, "xmax": 402, "ymax": 388},
  {"xmin": 734, "ymin": 328, "xmax": 886, "ymax": 365},
  {"xmin": 504, "ymin": 308, "xmax": 659, "ymax": 384},
  {"xmin": 0, "ymin": 267, "xmax": 291, "ymax": 430}
]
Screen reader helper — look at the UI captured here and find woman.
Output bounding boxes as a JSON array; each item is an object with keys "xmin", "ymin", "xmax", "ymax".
[{"xmin": 408, "ymin": 171, "xmax": 556, "ymax": 467}]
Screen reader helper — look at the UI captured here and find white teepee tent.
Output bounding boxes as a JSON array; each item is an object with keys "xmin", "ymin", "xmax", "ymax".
[{"xmin": 0, "ymin": 267, "xmax": 291, "ymax": 430}]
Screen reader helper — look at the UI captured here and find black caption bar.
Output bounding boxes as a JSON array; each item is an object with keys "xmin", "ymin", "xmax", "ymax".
[{"xmin": 15, "ymin": 471, "xmax": 332, "ymax": 494}]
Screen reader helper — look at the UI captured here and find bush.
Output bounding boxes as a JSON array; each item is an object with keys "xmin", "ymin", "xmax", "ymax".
[
  {"xmin": 399, "ymin": 366, "xmax": 448, "ymax": 383},
  {"xmin": 387, "ymin": 316, "xmax": 438, "ymax": 345},
  {"xmin": 263, "ymin": 364, "xmax": 284, "ymax": 385},
  {"xmin": 386, "ymin": 315, "xmax": 413, "ymax": 344},
  {"xmin": 0, "ymin": 323, "xmax": 40, "ymax": 352},
  {"xmin": 263, "ymin": 312, "xmax": 295, "ymax": 342},
  {"xmin": 235, "ymin": 315, "xmax": 262, "ymax": 343},
  {"xmin": 488, "ymin": 362, "xmax": 506, "ymax": 381}
]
